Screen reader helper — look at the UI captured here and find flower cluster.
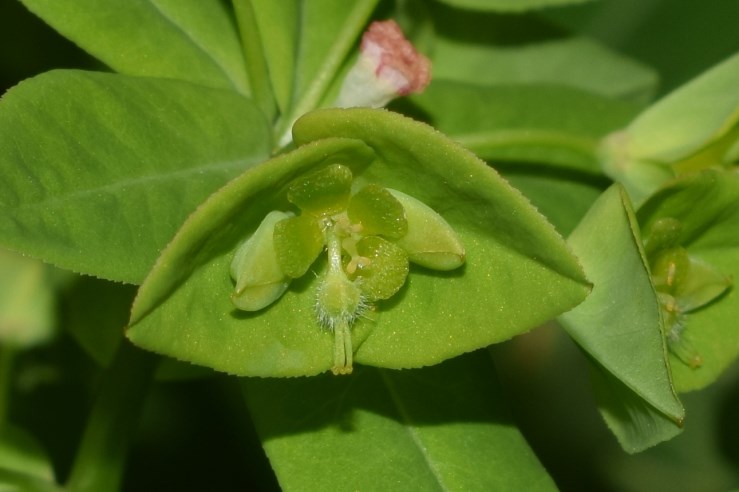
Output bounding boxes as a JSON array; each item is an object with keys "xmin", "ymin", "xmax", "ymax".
[
  {"xmin": 230, "ymin": 164, "xmax": 465, "ymax": 374},
  {"xmin": 644, "ymin": 217, "xmax": 731, "ymax": 367}
]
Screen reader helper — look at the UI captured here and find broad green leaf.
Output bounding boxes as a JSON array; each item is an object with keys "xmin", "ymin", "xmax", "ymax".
[
  {"xmin": 637, "ymin": 170, "xmax": 739, "ymax": 392},
  {"xmin": 435, "ymin": 0, "xmax": 595, "ymax": 12},
  {"xmin": 243, "ymin": 351, "xmax": 557, "ymax": 491},
  {"xmin": 0, "ymin": 249, "xmax": 55, "ymax": 348},
  {"xmin": 587, "ymin": 361, "xmax": 683, "ymax": 455},
  {"xmin": 128, "ymin": 109, "xmax": 589, "ymax": 376},
  {"xmin": 409, "ymin": 81, "xmax": 639, "ymax": 172},
  {"xmin": 249, "ymin": 0, "xmax": 299, "ymax": 113},
  {"xmin": 0, "ymin": 425, "xmax": 55, "ymax": 483},
  {"xmin": 624, "ymin": 52, "xmax": 739, "ymax": 163},
  {"xmin": 429, "ymin": 6, "xmax": 657, "ymax": 103},
  {"xmin": 21, "ymin": 0, "xmax": 248, "ymax": 94},
  {"xmin": 559, "ymin": 185, "xmax": 683, "ymax": 452},
  {"xmin": 276, "ymin": 0, "xmax": 380, "ymax": 142},
  {"xmin": 0, "ymin": 70, "xmax": 271, "ymax": 284}
]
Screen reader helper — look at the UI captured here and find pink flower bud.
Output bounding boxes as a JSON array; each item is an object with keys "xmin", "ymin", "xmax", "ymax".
[{"xmin": 336, "ymin": 20, "xmax": 431, "ymax": 108}]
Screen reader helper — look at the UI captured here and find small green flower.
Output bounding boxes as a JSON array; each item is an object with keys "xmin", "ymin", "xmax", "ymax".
[
  {"xmin": 128, "ymin": 108, "xmax": 591, "ymax": 378},
  {"xmin": 643, "ymin": 217, "xmax": 731, "ymax": 368},
  {"xmin": 230, "ymin": 164, "xmax": 465, "ymax": 374}
]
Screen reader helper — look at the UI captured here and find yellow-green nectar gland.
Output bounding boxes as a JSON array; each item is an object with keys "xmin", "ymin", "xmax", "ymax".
[{"xmin": 315, "ymin": 213, "xmax": 369, "ymax": 375}]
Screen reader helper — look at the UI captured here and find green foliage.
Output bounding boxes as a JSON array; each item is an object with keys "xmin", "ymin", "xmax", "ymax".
[
  {"xmin": 21, "ymin": 0, "xmax": 250, "ymax": 94},
  {"xmin": 0, "ymin": 0, "xmax": 738, "ymax": 490},
  {"xmin": 559, "ymin": 185, "xmax": 683, "ymax": 452},
  {"xmin": 434, "ymin": 0, "xmax": 594, "ymax": 14},
  {"xmin": 638, "ymin": 171, "xmax": 739, "ymax": 392},
  {"xmin": 128, "ymin": 109, "xmax": 588, "ymax": 376},
  {"xmin": 244, "ymin": 351, "xmax": 557, "ymax": 491},
  {"xmin": 427, "ymin": 4, "xmax": 657, "ymax": 103},
  {"xmin": 0, "ymin": 71, "xmax": 271, "ymax": 283}
]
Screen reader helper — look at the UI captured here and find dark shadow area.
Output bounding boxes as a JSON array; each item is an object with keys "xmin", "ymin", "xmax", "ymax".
[
  {"xmin": 0, "ymin": 1, "xmax": 97, "ymax": 94},
  {"xmin": 717, "ymin": 368, "xmax": 739, "ymax": 469},
  {"xmin": 243, "ymin": 349, "xmax": 516, "ymax": 441},
  {"xmin": 124, "ymin": 376, "xmax": 280, "ymax": 492},
  {"xmin": 428, "ymin": 1, "xmax": 568, "ymax": 46},
  {"xmin": 491, "ymin": 324, "xmax": 620, "ymax": 492},
  {"xmin": 9, "ymin": 333, "xmax": 97, "ymax": 482}
]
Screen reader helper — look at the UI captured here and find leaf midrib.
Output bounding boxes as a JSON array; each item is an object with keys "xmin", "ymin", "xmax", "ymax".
[
  {"xmin": 378, "ymin": 369, "xmax": 449, "ymax": 492},
  {"xmin": 4, "ymin": 159, "xmax": 246, "ymax": 212}
]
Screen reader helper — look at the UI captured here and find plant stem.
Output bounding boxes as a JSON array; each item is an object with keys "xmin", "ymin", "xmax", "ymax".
[
  {"xmin": 275, "ymin": 0, "xmax": 380, "ymax": 147},
  {"xmin": 455, "ymin": 129, "xmax": 599, "ymax": 172},
  {"xmin": 232, "ymin": 0, "xmax": 277, "ymax": 121},
  {"xmin": 65, "ymin": 341, "xmax": 158, "ymax": 492},
  {"xmin": 0, "ymin": 344, "xmax": 15, "ymax": 430}
]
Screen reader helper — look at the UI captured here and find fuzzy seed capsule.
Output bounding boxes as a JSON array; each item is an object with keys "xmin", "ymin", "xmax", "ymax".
[
  {"xmin": 230, "ymin": 211, "xmax": 292, "ymax": 311},
  {"xmin": 388, "ymin": 189, "xmax": 465, "ymax": 270}
]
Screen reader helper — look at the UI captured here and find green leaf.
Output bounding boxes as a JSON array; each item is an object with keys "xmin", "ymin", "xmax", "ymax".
[
  {"xmin": 0, "ymin": 70, "xmax": 271, "ymax": 284},
  {"xmin": 624, "ymin": 52, "xmax": 739, "ymax": 163},
  {"xmin": 558, "ymin": 184, "xmax": 684, "ymax": 452},
  {"xmin": 637, "ymin": 170, "xmax": 739, "ymax": 392},
  {"xmin": 434, "ymin": 0, "xmax": 595, "ymax": 12},
  {"xmin": 128, "ymin": 108, "xmax": 589, "ymax": 377},
  {"xmin": 409, "ymin": 81, "xmax": 639, "ymax": 172},
  {"xmin": 428, "ymin": 7, "xmax": 657, "ymax": 103},
  {"xmin": 501, "ymin": 170, "xmax": 605, "ymax": 237},
  {"xmin": 0, "ymin": 424, "xmax": 55, "ymax": 484},
  {"xmin": 231, "ymin": 0, "xmax": 276, "ymax": 120},
  {"xmin": 243, "ymin": 351, "xmax": 557, "ymax": 491},
  {"xmin": 587, "ymin": 360, "xmax": 683, "ymax": 455},
  {"xmin": 276, "ymin": 0, "xmax": 380, "ymax": 142},
  {"xmin": 0, "ymin": 468, "xmax": 59, "ymax": 492},
  {"xmin": 21, "ymin": 0, "xmax": 249, "ymax": 94},
  {"xmin": 601, "ymin": 53, "xmax": 739, "ymax": 205},
  {"xmin": 248, "ymin": 0, "xmax": 299, "ymax": 113}
]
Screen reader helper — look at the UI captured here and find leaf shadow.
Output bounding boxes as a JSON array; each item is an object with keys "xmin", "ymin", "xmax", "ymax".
[{"xmin": 243, "ymin": 349, "xmax": 515, "ymax": 440}]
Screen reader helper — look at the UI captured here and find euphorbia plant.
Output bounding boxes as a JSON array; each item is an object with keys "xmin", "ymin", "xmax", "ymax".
[{"xmin": 0, "ymin": 0, "xmax": 737, "ymax": 491}]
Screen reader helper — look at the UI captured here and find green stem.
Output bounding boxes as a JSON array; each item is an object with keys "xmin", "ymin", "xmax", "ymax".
[
  {"xmin": 331, "ymin": 321, "xmax": 353, "ymax": 376},
  {"xmin": 455, "ymin": 129, "xmax": 600, "ymax": 172},
  {"xmin": 275, "ymin": 0, "xmax": 380, "ymax": 147},
  {"xmin": 65, "ymin": 341, "xmax": 158, "ymax": 492},
  {"xmin": 324, "ymin": 228, "xmax": 355, "ymax": 375},
  {"xmin": 232, "ymin": 0, "xmax": 277, "ymax": 122},
  {"xmin": 0, "ymin": 344, "xmax": 15, "ymax": 429}
]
